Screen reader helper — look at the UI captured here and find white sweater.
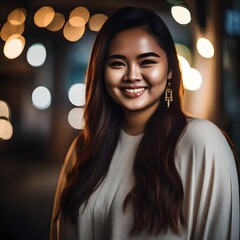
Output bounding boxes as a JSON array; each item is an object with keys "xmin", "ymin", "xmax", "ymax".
[{"xmin": 51, "ymin": 119, "xmax": 239, "ymax": 240}]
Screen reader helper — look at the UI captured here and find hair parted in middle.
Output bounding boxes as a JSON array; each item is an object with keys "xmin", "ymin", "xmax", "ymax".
[{"xmin": 60, "ymin": 7, "xmax": 187, "ymax": 235}]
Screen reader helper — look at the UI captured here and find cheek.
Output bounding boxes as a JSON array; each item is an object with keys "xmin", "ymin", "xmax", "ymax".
[
  {"xmin": 145, "ymin": 68, "xmax": 168, "ymax": 85},
  {"xmin": 104, "ymin": 69, "xmax": 119, "ymax": 99},
  {"xmin": 104, "ymin": 68, "xmax": 123, "ymax": 87}
]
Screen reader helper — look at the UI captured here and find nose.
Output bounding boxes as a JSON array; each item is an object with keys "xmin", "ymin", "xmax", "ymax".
[{"xmin": 123, "ymin": 64, "xmax": 142, "ymax": 82}]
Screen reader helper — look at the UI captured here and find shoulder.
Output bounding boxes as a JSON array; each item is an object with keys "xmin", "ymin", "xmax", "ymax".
[
  {"xmin": 175, "ymin": 118, "xmax": 237, "ymax": 184},
  {"xmin": 176, "ymin": 118, "xmax": 235, "ymax": 163},
  {"xmin": 178, "ymin": 118, "xmax": 227, "ymax": 148},
  {"xmin": 176, "ymin": 119, "xmax": 239, "ymax": 238}
]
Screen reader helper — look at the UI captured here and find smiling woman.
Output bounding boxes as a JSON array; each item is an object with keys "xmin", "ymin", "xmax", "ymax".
[
  {"xmin": 104, "ymin": 27, "xmax": 172, "ymax": 135},
  {"xmin": 50, "ymin": 7, "xmax": 239, "ymax": 240}
]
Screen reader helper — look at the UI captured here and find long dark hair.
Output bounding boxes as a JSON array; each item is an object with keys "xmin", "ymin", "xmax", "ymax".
[{"xmin": 60, "ymin": 7, "xmax": 187, "ymax": 235}]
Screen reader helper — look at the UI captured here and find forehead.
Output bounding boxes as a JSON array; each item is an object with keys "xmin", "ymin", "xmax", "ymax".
[{"xmin": 107, "ymin": 28, "xmax": 164, "ymax": 56}]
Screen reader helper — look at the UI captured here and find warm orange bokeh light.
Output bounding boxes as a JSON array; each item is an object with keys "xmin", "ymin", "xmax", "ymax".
[
  {"xmin": 34, "ymin": 6, "xmax": 55, "ymax": 28},
  {"xmin": 69, "ymin": 7, "xmax": 90, "ymax": 26},
  {"xmin": 46, "ymin": 12, "xmax": 65, "ymax": 32},
  {"xmin": 63, "ymin": 21, "xmax": 85, "ymax": 42},
  {"xmin": 88, "ymin": 14, "xmax": 108, "ymax": 32},
  {"xmin": 8, "ymin": 8, "xmax": 27, "ymax": 25},
  {"xmin": 0, "ymin": 21, "xmax": 25, "ymax": 41}
]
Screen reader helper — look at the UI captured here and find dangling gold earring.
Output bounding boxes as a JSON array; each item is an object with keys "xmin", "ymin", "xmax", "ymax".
[{"xmin": 165, "ymin": 80, "xmax": 173, "ymax": 108}]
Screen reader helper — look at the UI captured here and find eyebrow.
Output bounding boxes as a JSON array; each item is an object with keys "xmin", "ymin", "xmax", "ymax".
[
  {"xmin": 107, "ymin": 52, "xmax": 160, "ymax": 60},
  {"xmin": 137, "ymin": 52, "xmax": 160, "ymax": 59}
]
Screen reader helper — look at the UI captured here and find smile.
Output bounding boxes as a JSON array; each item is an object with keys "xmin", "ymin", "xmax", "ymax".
[
  {"xmin": 121, "ymin": 87, "xmax": 146, "ymax": 98},
  {"xmin": 123, "ymin": 88, "xmax": 145, "ymax": 93}
]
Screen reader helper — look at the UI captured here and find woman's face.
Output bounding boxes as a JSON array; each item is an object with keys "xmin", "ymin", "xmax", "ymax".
[{"xmin": 104, "ymin": 27, "xmax": 172, "ymax": 115}]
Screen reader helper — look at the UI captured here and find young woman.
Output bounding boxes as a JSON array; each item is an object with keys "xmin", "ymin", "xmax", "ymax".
[{"xmin": 50, "ymin": 7, "xmax": 239, "ymax": 240}]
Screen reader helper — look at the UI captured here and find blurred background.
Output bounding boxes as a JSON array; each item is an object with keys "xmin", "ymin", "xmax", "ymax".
[{"xmin": 0, "ymin": 0, "xmax": 239, "ymax": 239}]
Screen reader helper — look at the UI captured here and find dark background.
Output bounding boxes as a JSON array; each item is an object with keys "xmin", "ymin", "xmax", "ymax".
[{"xmin": 0, "ymin": 0, "xmax": 239, "ymax": 239}]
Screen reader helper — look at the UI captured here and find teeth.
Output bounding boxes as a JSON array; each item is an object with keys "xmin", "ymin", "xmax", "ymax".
[{"xmin": 124, "ymin": 88, "xmax": 145, "ymax": 93}]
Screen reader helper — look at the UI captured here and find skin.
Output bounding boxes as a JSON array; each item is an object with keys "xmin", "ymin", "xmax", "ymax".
[{"xmin": 104, "ymin": 28, "xmax": 172, "ymax": 135}]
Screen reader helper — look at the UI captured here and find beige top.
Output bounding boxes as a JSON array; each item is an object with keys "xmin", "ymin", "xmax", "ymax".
[{"xmin": 50, "ymin": 119, "xmax": 239, "ymax": 240}]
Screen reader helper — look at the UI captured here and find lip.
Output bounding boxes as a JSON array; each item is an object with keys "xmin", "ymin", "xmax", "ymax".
[{"xmin": 120, "ymin": 87, "xmax": 147, "ymax": 98}]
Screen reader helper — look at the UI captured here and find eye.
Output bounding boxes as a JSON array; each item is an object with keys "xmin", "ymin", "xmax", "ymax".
[
  {"xmin": 141, "ymin": 59, "xmax": 156, "ymax": 66},
  {"xmin": 109, "ymin": 61, "xmax": 125, "ymax": 68}
]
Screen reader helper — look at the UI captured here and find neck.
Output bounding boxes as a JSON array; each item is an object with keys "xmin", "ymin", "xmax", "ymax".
[
  {"xmin": 122, "ymin": 113, "xmax": 145, "ymax": 136},
  {"xmin": 122, "ymin": 105, "xmax": 158, "ymax": 136}
]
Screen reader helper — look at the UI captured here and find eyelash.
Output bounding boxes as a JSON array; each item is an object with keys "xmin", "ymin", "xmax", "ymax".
[
  {"xmin": 109, "ymin": 59, "xmax": 156, "ymax": 68},
  {"xmin": 141, "ymin": 60, "xmax": 156, "ymax": 65},
  {"xmin": 110, "ymin": 61, "xmax": 125, "ymax": 67}
]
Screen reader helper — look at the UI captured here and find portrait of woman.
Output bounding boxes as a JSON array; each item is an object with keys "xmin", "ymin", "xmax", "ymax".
[{"xmin": 50, "ymin": 7, "xmax": 239, "ymax": 240}]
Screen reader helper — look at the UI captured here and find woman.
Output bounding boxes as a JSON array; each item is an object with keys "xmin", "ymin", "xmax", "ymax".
[{"xmin": 50, "ymin": 7, "xmax": 239, "ymax": 240}]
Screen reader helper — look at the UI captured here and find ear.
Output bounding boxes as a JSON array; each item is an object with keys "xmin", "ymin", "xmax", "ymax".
[{"xmin": 167, "ymin": 69, "xmax": 172, "ymax": 79}]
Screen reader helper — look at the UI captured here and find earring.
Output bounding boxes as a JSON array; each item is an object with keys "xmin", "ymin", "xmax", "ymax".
[{"xmin": 165, "ymin": 80, "xmax": 173, "ymax": 108}]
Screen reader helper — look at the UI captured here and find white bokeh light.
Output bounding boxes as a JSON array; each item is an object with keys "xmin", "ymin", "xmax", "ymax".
[
  {"xmin": 183, "ymin": 67, "xmax": 202, "ymax": 91},
  {"xmin": 171, "ymin": 6, "xmax": 191, "ymax": 25},
  {"xmin": 4, "ymin": 36, "xmax": 25, "ymax": 59},
  {"xmin": 197, "ymin": 38, "xmax": 215, "ymax": 58},
  {"xmin": 178, "ymin": 55, "xmax": 190, "ymax": 75},
  {"xmin": 178, "ymin": 55, "xmax": 191, "ymax": 89},
  {"xmin": 27, "ymin": 43, "xmax": 47, "ymax": 67},
  {"xmin": 32, "ymin": 86, "xmax": 51, "ymax": 110},
  {"xmin": 68, "ymin": 83, "xmax": 86, "ymax": 106},
  {"xmin": 68, "ymin": 107, "xmax": 84, "ymax": 129}
]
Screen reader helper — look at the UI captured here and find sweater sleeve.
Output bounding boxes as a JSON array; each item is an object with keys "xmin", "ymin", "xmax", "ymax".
[{"xmin": 176, "ymin": 119, "xmax": 239, "ymax": 240}]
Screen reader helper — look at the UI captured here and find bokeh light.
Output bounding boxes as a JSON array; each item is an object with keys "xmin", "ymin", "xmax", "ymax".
[
  {"xmin": 197, "ymin": 38, "xmax": 215, "ymax": 58},
  {"xmin": 178, "ymin": 55, "xmax": 202, "ymax": 91},
  {"xmin": 32, "ymin": 86, "xmax": 51, "ymax": 110},
  {"xmin": 69, "ymin": 7, "xmax": 90, "ymax": 27},
  {"xmin": 0, "ymin": 21, "xmax": 25, "ymax": 41},
  {"xmin": 3, "ymin": 35, "xmax": 25, "ymax": 59},
  {"xmin": 26, "ymin": 43, "xmax": 47, "ymax": 67},
  {"xmin": 0, "ymin": 118, "xmax": 13, "ymax": 140},
  {"xmin": 34, "ymin": 6, "xmax": 55, "ymax": 28},
  {"xmin": 178, "ymin": 55, "xmax": 190, "ymax": 76},
  {"xmin": 175, "ymin": 43, "xmax": 192, "ymax": 65},
  {"xmin": 171, "ymin": 6, "xmax": 191, "ymax": 25},
  {"xmin": 8, "ymin": 8, "xmax": 27, "ymax": 25},
  {"xmin": 46, "ymin": 12, "xmax": 65, "ymax": 32},
  {"xmin": 178, "ymin": 55, "xmax": 191, "ymax": 90},
  {"xmin": 63, "ymin": 21, "xmax": 85, "ymax": 42},
  {"xmin": 68, "ymin": 83, "xmax": 86, "ymax": 106},
  {"xmin": 68, "ymin": 107, "xmax": 84, "ymax": 129},
  {"xmin": 88, "ymin": 14, "xmax": 108, "ymax": 32},
  {"xmin": 183, "ymin": 67, "xmax": 202, "ymax": 91},
  {"xmin": 0, "ymin": 100, "xmax": 11, "ymax": 120}
]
